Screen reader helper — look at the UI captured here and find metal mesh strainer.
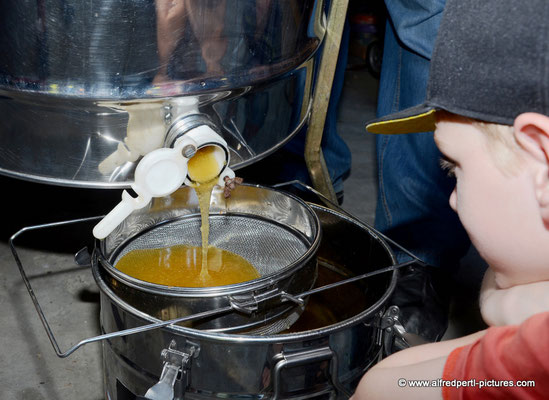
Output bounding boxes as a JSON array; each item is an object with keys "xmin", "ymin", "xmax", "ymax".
[
  {"xmin": 114, "ymin": 214, "xmax": 309, "ymax": 278},
  {"xmin": 98, "ymin": 184, "xmax": 321, "ymax": 334}
]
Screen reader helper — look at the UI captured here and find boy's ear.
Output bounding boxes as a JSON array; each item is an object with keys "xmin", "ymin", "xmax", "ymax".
[{"xmin": 514, "ymin": 113, "xmax": 549, "ymax": 225}]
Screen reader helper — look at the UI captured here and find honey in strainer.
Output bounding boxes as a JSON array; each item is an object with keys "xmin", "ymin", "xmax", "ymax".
[
  {"xmin": 115, "ymin": 244, "xmax": 259, "ymax": 287},
  {"xmin": 116, "ymin": 145, "xmax": 260, "ymax": 287}
]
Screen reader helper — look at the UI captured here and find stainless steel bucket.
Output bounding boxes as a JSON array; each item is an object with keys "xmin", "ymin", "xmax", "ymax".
[
  {"xmin": 93, "ymin": 204, "xmax": 397, "ymax": 400},
  {"xmin": 0, "ymin": 0, "xmax": 324, "ymax": 187}
]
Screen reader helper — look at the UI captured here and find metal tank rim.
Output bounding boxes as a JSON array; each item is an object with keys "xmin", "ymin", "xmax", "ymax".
[{"xmin": 0, "ymin": 97, "xmax": 313, "ymax": 189}]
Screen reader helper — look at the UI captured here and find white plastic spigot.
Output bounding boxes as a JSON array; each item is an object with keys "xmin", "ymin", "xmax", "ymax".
[{"xmin": 93, "ymin": 125, "xmax": 234, "ymax": 239}]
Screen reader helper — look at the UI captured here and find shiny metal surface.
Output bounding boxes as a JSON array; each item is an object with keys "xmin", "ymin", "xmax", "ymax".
[
  {"xmin": 95, "ymin": 185, "xmax": 321, "ymax": 333},
  {"xmin": 0, "ymin": 0, "xmax": 324, "ymax": 187},
  {"xmin": 97, "ymin": 204, "xmax": 397, "ymax": 399}
]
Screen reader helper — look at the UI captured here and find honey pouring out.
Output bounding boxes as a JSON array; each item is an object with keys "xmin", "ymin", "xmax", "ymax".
[{"xmin": 116, "ymin": 145, "xmax": 260, "ymax": 287}]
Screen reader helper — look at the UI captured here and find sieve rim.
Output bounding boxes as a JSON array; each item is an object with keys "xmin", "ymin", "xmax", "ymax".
[{"xmin": 96, "ymin": 189, "xmax": 322, "ymax": 297}]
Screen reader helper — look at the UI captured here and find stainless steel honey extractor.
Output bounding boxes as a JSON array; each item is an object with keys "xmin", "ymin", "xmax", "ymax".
[{"xmin": 0, "ymin": 0, "xmax": 324, "ymax": 187}]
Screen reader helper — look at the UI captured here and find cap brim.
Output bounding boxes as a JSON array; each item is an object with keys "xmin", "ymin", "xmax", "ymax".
[{"xmin": 366, "ymin": 104, "xmax": 437, "ymax": 134}]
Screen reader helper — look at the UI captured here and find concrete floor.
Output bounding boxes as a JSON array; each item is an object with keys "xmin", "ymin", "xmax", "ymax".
[{"xmin": 0, "ymin": 67, "xmax": 485, "ymax": 399}]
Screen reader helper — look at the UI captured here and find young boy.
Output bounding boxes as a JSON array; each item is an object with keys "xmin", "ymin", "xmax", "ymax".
[{"xmin": 353, "ymin": 0, "xmax": 549, "ymax": 398}]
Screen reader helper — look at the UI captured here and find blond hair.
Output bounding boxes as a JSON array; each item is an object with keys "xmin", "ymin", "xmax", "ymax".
[{"xmin": 436, "ymin": 111, "xmax": 523, "ymax": 174}]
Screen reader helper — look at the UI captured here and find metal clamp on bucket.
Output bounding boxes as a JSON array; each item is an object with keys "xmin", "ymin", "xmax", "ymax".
[
  {"xmin": 381, "ymin": 305, "xmax": 429, "ymax": 356},
  {"xmin": 141, "ymin": 340, "xmax": 200, "ymax": 400}
]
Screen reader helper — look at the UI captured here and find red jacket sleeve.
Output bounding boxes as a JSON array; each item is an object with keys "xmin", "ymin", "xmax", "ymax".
[{"xmin": 442, "ymin": 311, "xmax": 549, "ymax": 399}]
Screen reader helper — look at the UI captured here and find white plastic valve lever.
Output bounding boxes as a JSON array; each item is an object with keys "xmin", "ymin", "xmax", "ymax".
[
  {"xmin": 93, "ymin": 142, "xmax": 193, "ymax": 239},
  {"xmin": 93, "ymin": 124, "xmax": 234, "ymax": 240}
]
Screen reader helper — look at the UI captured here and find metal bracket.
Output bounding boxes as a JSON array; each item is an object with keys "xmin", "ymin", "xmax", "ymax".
[
  {"xmin": 161, "ymin": 339, "xmax": 200, "ymax": 368},
  {"xmin": 272, "ymin": 346, "xmax": 352, "ymax": 400},
  {"xmin": 228, "ymin": 288, "xmax": 306, "ymax": 316},
  {"xmin": 381, "ymin": 306, "xmax": 429, "ymax": 356},
  {"xmin": 143, "ymin": 340, "xmax": 199, "ymax": 400},
  {"xmin": 228, "ymin": 287, "xmax": 287, "ymax": 315}
]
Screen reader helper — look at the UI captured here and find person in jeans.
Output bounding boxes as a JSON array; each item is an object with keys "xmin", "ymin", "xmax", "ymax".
[{"xmin": 375, "ymin": 0, "xmax": 471, "ymax": 345}]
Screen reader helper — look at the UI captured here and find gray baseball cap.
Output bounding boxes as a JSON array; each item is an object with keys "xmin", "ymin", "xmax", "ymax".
[{"xmin": 366, "ymin": 0, "xmax": 549, "ymax": 134}]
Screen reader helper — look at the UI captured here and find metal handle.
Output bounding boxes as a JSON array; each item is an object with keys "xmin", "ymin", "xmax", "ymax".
[
  {"xmin": 143, "ymin": 364, "xmax": 180, "ymax": 400},
  {"xmin": 9, "ymin": 217, "xmax": 234, "ymax": 358},
  {"xmin": 10, "ymin": 217, "xmax": 309, "ymax": 358},
  {"xmin": 381, "ymin": 306, "xmax": 430, "ymax": 356},
  {"xmin": 9, "ymin": 217, "xmax": 102, "ymax": 358},
  {"xmin": 272, "ymin": 346, "xmax": 351, "ymax": 400},
  {"xmin": 272, "ymin": 180, "xmax": 427, "ymax": 267},
  {"xmin": 142, "ymin": 340, "xmax": 199, "ymax": 400}
]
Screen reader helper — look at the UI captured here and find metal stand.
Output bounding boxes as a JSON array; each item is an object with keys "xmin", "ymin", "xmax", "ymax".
[
  {"xmin": 305, "ymin": 0, "xmax": 349, "ymax": 204},
  {"xmin": 10, "ymin": 214, "xmax": 418, "ymax": 358}
]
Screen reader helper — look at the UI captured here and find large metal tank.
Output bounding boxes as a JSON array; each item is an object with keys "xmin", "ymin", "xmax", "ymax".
[
  {"xmin": 94, "ymin": 203, "xmax": 397, "ymax": 399},
  {"xmin": 0, "ymin": 0, "xmax": 325, "ymax": 187}
]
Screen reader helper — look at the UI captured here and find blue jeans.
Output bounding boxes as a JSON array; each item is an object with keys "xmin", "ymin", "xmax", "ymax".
[
  {"xmin": 281, "ymin": 18, "xmax": 352, "ymax": 195},
  {"xmin": 375, "ymin": 3, "xmax": 470, "ymax": 268}
]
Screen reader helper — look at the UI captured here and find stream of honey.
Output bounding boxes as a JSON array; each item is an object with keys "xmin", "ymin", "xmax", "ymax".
[{"xmin": 116, "ymin": 145, "xmax": 260, "ymax": 287}]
